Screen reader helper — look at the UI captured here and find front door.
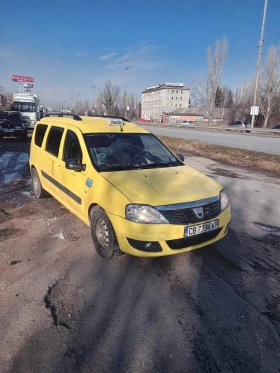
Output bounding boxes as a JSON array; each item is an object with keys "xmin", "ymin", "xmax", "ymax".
[{"xmin": 53, "ymin": 128, "xmax": 88, "ymax": 220}]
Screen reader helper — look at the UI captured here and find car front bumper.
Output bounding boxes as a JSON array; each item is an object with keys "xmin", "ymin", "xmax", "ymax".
[
  {"xmin": 108, "ymin": 205, "xmax": 231, "ymax": 257},
  {"xmin": 0, "ymin": 129, "xmax": 27, "ymax": 137}
]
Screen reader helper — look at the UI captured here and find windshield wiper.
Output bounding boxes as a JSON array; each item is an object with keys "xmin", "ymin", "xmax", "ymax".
[
  {"xmin": 99, "ymin": 162, "xmax": 179, "ymax": 172},
  {"xmin": 99, "ymin": 164, "xmax": 142, "ymax": 171},
  {"xmin": 137, "ymin": 162, "xmax": 179, "ymax": 169}
]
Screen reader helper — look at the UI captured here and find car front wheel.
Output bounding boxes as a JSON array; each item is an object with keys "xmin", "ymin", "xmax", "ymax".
[{"xmin": 90, "ymin": 207, "xmax": 122, "ymax": 259}]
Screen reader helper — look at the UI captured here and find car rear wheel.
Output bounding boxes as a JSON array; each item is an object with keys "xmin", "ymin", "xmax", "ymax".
[
  {"xmin": 90, "ymin": 207, "xmax": 122, "ymax": 259},
  {"xmin": 31, "ymin": 168, "xmax": 49, "ymax": 199}
]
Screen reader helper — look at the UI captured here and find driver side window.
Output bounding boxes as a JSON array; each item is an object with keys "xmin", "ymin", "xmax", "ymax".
[{"xmin": 63, "ymin": 130, "xmax": 83, "ymax": 162}]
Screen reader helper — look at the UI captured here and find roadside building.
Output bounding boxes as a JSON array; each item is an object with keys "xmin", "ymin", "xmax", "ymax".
[
  {"xmin": 162, "ymin": 106, "xmax": 231, "ymax": 123},
  {"xmin": 141, "ymin": 83, "xmax": 190, "ymax": 121}
]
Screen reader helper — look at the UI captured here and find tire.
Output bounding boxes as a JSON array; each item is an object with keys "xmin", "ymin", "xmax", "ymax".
[
  {"xmin": 31, "ymin": 168, "xmax": 49, "ymax": 199},
  {"xmin": 90, "ymin": 207, "xmax": 122, "ymax": 259},
  {"xmin": 20, "ymin": 131, "xmax": 28, "ymax": 142}
]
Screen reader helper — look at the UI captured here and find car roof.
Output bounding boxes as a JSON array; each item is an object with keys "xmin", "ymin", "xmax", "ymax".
[{"xmin": 38, "ymin": 115, "xmax": 149, "ymax": 134}]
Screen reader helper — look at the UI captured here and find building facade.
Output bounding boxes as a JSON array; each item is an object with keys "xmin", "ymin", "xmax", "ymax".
[{"xmin": 141, "ymin": 83, "xmax": 190, "ymax": 120}]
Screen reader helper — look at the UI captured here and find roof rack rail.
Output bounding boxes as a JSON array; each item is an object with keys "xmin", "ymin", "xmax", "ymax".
[
  {"xmin": 89, "ymin": 115, "xmax": 130, "ymax": 123},
  {"xmin": 45, "ymin": 112, "xmax": 82, "ymax": 121}
]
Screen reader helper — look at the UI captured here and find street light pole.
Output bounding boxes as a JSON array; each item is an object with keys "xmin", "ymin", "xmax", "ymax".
[
  {"xmin": 124, "ymin": 66, "xmax": 132, "ymax": 119},
  {"xmin": 251, "ymin": 0, "xmax": 268, "ymax": 128},
  {"xmin": 91, "ymin": 85, "xmax": 96, "ymax": 114}
]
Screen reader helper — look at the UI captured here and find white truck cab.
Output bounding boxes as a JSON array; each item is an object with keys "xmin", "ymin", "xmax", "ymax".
[{"xmin": 12, "ymin": 93, "xmax": 40, "ymax": 129}]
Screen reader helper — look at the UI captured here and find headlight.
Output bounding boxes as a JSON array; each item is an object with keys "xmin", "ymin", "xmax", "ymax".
[
  {"xmin": 126, "ymin": 204, "xmax": 169, "ymax": 224},
  {"xmin": 220, "ymin": 190, "xmax": 229, "ymax": 211}
]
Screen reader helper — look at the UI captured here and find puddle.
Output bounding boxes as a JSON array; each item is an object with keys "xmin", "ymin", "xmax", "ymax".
[
  {"xmin": 252, "ymin": 234, "xmax": 280, "ymax": 250},
  {"xmin": 208, "ymin": 167, "xmax": 247, "ymax": 179},
  {"xmin": 254, "ymin": 222, "xmax": 280, "ymax": 233}
]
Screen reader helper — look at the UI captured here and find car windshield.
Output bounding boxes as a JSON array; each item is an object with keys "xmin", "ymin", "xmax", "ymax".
[
  {"xmin": 84, "ymin": 133, "xmax": 182, "ymax": 172},
  {"xmin": 12, "ymin": 102, "xmax": 36, "ymax": 112},
  {"xmin": 0, "ymin": 112, "xmax": 20, "ymax": 122}
]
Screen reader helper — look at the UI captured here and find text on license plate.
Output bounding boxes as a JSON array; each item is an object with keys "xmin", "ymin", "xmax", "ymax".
[{"xmin": 185, "ymin": 220, "xmax": 219, "ymax": 237}]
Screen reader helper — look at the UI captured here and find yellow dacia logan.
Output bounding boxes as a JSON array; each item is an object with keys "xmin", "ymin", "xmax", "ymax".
[{"xmin": 29, "ymin": 114, "xmax": 231, "ymax": 258}]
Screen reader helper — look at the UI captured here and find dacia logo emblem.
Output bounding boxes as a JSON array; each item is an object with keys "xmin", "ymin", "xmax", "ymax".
[{"xmin": 193, "ymin": 207, "xmax": 204, "ymax": 219}]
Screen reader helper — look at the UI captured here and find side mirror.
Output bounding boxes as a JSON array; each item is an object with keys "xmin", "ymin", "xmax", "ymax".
[
  {"xmin": 65, "ymin": 158, "xmax": 86, "ymax": 172},
  {"xmin": 176, "ymin": 153, "xmax": 185, "ymax": 162}
]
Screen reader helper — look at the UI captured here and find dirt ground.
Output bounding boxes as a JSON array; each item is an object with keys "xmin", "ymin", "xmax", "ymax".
[
  {"xmin": 158, "ymin": 135, "xmax": 280, "ymax": 175},
  {"xmin": 0, "ymin": 138, "xmax": 280, "ymax": 373}
]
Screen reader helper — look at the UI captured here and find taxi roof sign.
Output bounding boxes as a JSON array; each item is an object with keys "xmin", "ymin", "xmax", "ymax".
[{"xmin": 108, "ymin": 118, "xmax": 124, "ymax": 126}]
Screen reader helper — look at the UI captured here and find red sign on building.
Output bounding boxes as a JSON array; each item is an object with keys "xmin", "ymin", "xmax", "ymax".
[{"xmin": 12, "ymin": 75, "xmax": 34, "ymax": 82}]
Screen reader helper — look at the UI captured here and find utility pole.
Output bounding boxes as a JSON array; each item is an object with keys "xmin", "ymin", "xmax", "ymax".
[
  {"xmin": 124, "ymin": 66, "xmax": 132, "ymax": 118},
  {"xmin": 251, "ymin": 0, "xmax": 268, "ymax": 128}
]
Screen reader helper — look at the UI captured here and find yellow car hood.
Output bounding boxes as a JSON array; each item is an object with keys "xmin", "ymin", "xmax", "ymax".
[{"xmin": 102, "ymin": 165, "xmax": 222, "ymax": 206}]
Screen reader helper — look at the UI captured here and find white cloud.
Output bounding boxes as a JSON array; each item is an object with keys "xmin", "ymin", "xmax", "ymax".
[
  {"xmin": 105, "ymin": 43, "xmax": 159, "ymax": 72},
  {"xmin": 116, "ymin": 54, "xmax": 130, "ymax": 62},
  {"xmin": 76, "ymin": 51, "xmax": 89, "ymax": 57},
  {"xmin": 99, "ymin": 52, "xmax": 117, "ymax": 60}
]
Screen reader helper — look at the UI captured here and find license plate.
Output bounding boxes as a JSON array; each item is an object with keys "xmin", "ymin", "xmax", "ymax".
[
  {"xmin": 4, "ymin": 129, "xmax": 14, "ymax": 133},
  {"xmin": 185, "ymin": 220, "xmax": 219, "ymax": 237}
]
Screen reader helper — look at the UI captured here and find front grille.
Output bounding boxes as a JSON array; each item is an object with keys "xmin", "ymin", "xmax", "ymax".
[
  {"xmin": 158, "ymin": 199, "xmax": 221, "ymax": 225},
  {"xmin": 167, "ymin": 228, "xmax": 222, "ymax": 250}
]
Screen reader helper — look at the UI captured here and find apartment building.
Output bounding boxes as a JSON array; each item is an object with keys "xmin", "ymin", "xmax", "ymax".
[{"xmin": 141, "ymin": 82, "xmax": 190, "ymax": 120}]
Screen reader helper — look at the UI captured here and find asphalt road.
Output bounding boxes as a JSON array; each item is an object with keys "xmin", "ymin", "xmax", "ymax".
[
  {"xmin": 141, "ymin": 125, "xmax": 280, "ymax": 155},
  {"xmin": 1, "ymin": 139, "xmax": 280, "ymax": 373}
]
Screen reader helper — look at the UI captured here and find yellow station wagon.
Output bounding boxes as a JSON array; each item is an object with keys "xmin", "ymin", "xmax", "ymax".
[{"xmin": 29, "ymin": 114, "xmax": 231, "ymax": 258}]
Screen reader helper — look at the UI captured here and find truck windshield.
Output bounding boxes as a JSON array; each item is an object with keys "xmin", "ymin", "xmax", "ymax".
[
  {"xmin": 84, "ymin": 133, "xmax": 183, "ymax": 172},
  {"xmin": 12, "ymin": 102, "xmax": 36, "ymax": 112}
]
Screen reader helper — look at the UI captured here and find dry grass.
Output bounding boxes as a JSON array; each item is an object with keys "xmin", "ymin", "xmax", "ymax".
[{"xmin": 158, "ymin": 135, "xmax": 280, "ymax": 176}]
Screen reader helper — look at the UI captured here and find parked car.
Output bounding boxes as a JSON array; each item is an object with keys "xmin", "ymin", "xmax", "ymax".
[
  {"xmin": 0, "ymin": 111, "xmax": 28, "ymax": 141},
  {"xmin": 180, "ymin": 120, "xmax": 195, "ymax": 126},
  {"xmin": 29, "ymin": 113, "xmax": 231, "ymax": 259},
  {"xmin": 272, "ymin": 124, "xmax": 280, "ymax": 129},
  {"xmin": 229, "ymin": 120, "xmax": 250, "ymax": 128}
]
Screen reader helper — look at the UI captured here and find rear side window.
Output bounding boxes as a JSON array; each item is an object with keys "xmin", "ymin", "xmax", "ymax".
[
  {"xmin": 35, "ymin": 124, "xmax": 48, "ymax": 147},
  {"xmin": 46, "ymin": 126, "xmax": 64, "ymax": 157}
]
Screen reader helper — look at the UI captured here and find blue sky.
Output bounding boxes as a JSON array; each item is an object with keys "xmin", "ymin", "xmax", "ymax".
[{"xmin": 0, "ymin": 0, "xmax": 279, "ymax": 107}]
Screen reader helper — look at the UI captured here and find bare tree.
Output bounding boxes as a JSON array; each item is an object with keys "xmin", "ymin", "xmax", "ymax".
[
  {"xmin": 259, "ymin": 45, "xmax": 280, "ymax": 128},
  {"xmin": 189, "ymin": 78, "xmax": 207, "ymax": 107},
  {"xmin": 190, "ymin": 38, "xmax": 228, "ymax": 125},
  {"xmin": 74, "ymin": 100, "xmax": 84, "ymax": 115},
  {"xmin": 98, "ymin": 80, "xmax": 121, "ymax": 116},
  {"xmin": 228, "ymin": 79, "xmax": 254, "ymax": 122},
  {"xmin": 206, "ymin": 38, "xmax": 228, "ymax": 124}
]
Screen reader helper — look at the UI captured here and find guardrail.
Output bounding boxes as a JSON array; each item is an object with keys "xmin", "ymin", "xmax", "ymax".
[{"xmin": 138, "ymin": 122, "xmax": 280, "ymax": 136}]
